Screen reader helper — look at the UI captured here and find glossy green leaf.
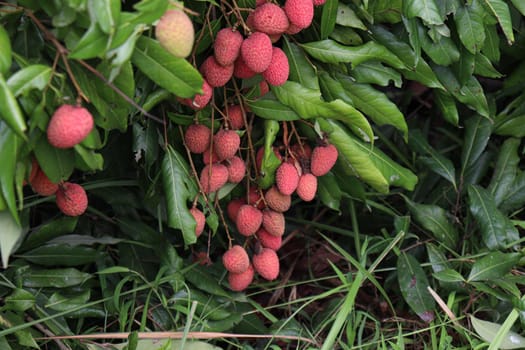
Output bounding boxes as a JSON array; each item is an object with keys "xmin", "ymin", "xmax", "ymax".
[
  {"xmin": 471, "ymin": 315, "xmax": 525, "ymax": 350},
  {"xmin": 453, "ymin": 46, "xmax": 475, "ymax": 86},
  {"xmin": 481, "ymin": 0, "xmax": 514, "ymax": 45},
  {"xmin": 6, "ymin": 64, "xmax": 52, "ymax": 96},
  {"xmin": 0, "ymin": 25, "xmax": 12, "ymax": 75},
  {"xmin": 185, "ymin": 265, "xmax": 230, "ymax": 298},
  {"xmin": 132, "ymin": 0, "xmax": 169, "ymax": 25},
  {"xmin": 482, "ymin": 25, "xmax": 500, "ymax": 63},
  {"xmin": 403, "ymin": 0, "xmax": 443, "ymax": 25},
  {"xmin": 0, "ymin": 211, "xmax": 23, "ymax": 268},
  {"xmin": 302, "ymin": 40, "xmax": 405, "ymax": 69},
  {"xmin": 433, "ymin": 269, "xmax": 465, "ymax": 283},
  {"xmin": 162, "ymin": 146, "xmax": 199, "ymax": 245},
  {"xmin": 318, "ymin": 172, "xmax": 342, "ymax": 212},
  {"xmin": 488, "ymin": 138, "xmax": 520, "ymax": 206},
  {"xmin": 336, "ymin": 3, "xmax": 366, "ymax": 30},
  {"xmin": 283, "ymin": 39, "xmax": 319, "ymax": 90},
  {"xmin": 33, "ymin": 134, "xmax": 75, "ymax": 183},
  {"xmin": 494, "ymin": 115, "xmax": 525, "ymax": 138},
  {"xmin": 370, "ymin": 24, "xmax": 417, "ymax": 69},
  {"xmin": 321, "ymin": 0, "xmax": 338, "ymax": 39},
  {"xmin": 74, "ymin": 145, "xmax": 104, "ymax": 171},
  {"xmin": 4, "ymin": 289, "xmax": 35, "ymax": 312},
  {"xmin": 468, "ymin": 185, "xmax": 519, "ymax": 250},
  {"xmin": 510, "ymin": 0, "xmax": 525, "ymax": 15},
  {"xmin": 474, "ymin": 53, "xmax": 503, "ymax": 78},
  {"xmin": 47, "ymin": 234, "xmax": 121, "ymax": 246},
  {"xmin": 426, "ymin": 243, "xmax": 451, "ymax": 274},
  {"xmin": 454, "ymin": 5, "xmax": 485, "ymax": 54},
  {"xmin": 461, "ymin": 115, "xmax": 492, "ymax": 174},
  {"xmin": 467, "ymin": 251, "xmax": 521, "ymax": 282},
  {"xmin": 351, "ymin": 61, "xmax": 402, "ymax": 88},
  {"xmin": 19, "ymin": 216, "xmax": 78, "ymax": 252},
  {"xmin": 0, "ymin": 75, "xmax": 27, "ymax": 140},
  {"xmin": 245, "ymin": 94, "xmax": 301, "ymax": 121},
  {"xmin": 47, "ymin": 289, "xmax": 90, "ymax": 311},
  {"xmin": 258, "ymin": 120, "xmax": 281, "ymax": 189},
  {"xmin": 0, "ymin": 122, "xmax": 21, "ymax": 223},
  {"xmin": 433, "ymin": 90, "xmax": 458, "ymax": 125},
  {"xmin": 18, "ymin": 244, "xmax": 101, "ymax": 266},
  {"xmin": 419, "ymin": 26, "xmax": 460, "ymax": 66},
  {"xmin": 69, "ymin": 22, "xmax": 108, "ymax": 59},
  {"xmin": 20, "ymin": 267, "xmax": 92, "ymax": 288},
  {"xmin": 52, "ymin": 6, "xmax": 77, "ymax": 27},
  {"xmin": 329, "ymin": 26, "xmax": 363, "ymax": 46},
  {"xmin": 132, "ymin": 36, "xmax": 202, "ymax": 99},
  {"xmin": 500, "ymin": 172, "xmax": 525, "ymax": 213},
  {"xmin": 88, "ymin": 0, "xmax": 121, "ymax": 34},
  {"xmin": 400, "ymin": 58, "xmax": 444, "ymax": 90},
  {"xmin": 397, "ymin": 253, "xmax": 435, "ymax": 323}
]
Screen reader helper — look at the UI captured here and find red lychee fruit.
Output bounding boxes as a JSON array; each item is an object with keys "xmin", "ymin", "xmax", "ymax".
[
  {"xmin": 284, "ymin": 0, "xmax": 314, "ymax": 29},
  {"xmin": 257, "ymin": 228, "xmax": 282, "ymax": 250},
  {"xmin": 222, "ymin": 245, "xmax": 250, "ymax": 274},
  {"xmin": 296, "ymin": 173, "xmax": 317, "ymax": 202},
  {"xmin": 247, "ymin": 187, "xmax": 265, "ymax": 209},
  {"xmin": 310, "ymin": 144, "xmax": 338, "ymax": 176},
  {"xmin": 225, "ymin": 105, "xmax": 245, "ymax": 130},
  {"xmin": 256, "ymin": 0, "xmax": 267, "ymax": 6},
  {"xmin": 47, "ymin": 105, "xmax": 94, "ymax": 149},
  {"xmin": 227, "ymin": 197, "xmax": 246, "ymax": 222},
  {"xmin": 252, "ymin": 248, "xmax": 280, "ymax": 281},
  {"xmin": 262, "ymin": 47, "xmax": 289, "ymax": 86},
  {"xmin": 184, "ymin": 124, "xmax": 211, "ymax": 154},
  {"xmin": 233, "ymin": 55, "xmax": 257, "ymax": 79},
  {"xmin": 213, "ymin": 129, "xmax": 240, "ymax": 161},
  {"xmin": 258, "ymin": 80, "xmax": 270, "ymax": 97},
  {"xmin": 262, "ymin": 209, "xmax": 285, "ymax": 237},
  {"xmin": 241, "ymin": 32, "xmax": 273, "ymax": 73},
  {"xmin": 199, "ymin": 163, "xmax": 229, "ymax": 193},
  {"xmin": 189, "ymin": 207, "xmax": 205, "ymax": 238},
  {"xmin": 264, "ymin": 186, "xmax": 291, "ymax": 212},
  {"xmin": 155, "ymin": 9, "xmax": 194, "ymax": 58},
  {"xmin": 290, "ymin": 143, "xmax": 312, "ymax": 160},
  {"xmin": 285, "ymin": 23, "xmax": 303, "ymax": 35},
  {"xmin": 236, "ymin": 204, "xmax": 263, "ymax": 236},
  {"xmin": 226, "ymin": 156, "xmax": 246, "ymax": 183},
  {"xmin": 31, "ymin": 169, "xmax": 59, "ymax": 196},
  {"xmin": 313, "ymin": 0, "xmax": 326, "ymax": 5},
  {"xmin": 214, "ymin": 28, "xmax": 243, "ymax": 67},
  {"xmin": 200, "ymin": 56, "xmax": 234, "ymax": 88},
  {"xmin": 275, "ymin": 162, "xmax": 300, "ymax": 195},
  {"xmin": 252, "ymin": 3, "xmax": 289, "ymax": 35},
  {"xmin": 202, "ymin": 147, "xmax": 220, "ymax": 165},
  {"xmin": 228, "ymin": 264, "xmax": 254, "ymax": 291},
  {"xmin": 55, "ymin": 182, "xmax": 88, "ymax": 216},
  {"xmin": 180, "ymin": 79, "xmax": 213, "ymax": 110}
]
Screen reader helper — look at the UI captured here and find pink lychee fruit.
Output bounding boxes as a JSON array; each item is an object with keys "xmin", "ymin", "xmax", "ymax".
[{"xmin": 47, "ymin": 105, "xmax": 94, "ymax": 149}]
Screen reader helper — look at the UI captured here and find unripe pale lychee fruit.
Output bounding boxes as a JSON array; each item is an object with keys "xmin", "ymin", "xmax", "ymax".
[
  {"xmin": 202, "ymin": 147, "xmax": 220, "ymax": 165},
  {"xmin": 225, "ymin": 105, "xmax": 245, "ymax": 130},
  {"xmin": 284, "ymin": 0, "xmax": 314, "ymax": 29},
  {"xmin": 262, "ymin": 209, "xmax": 285, "ymax": 237},
  {"xmin": 257, "ymin": 228, "xmax": 282, "ymax": 250},
  {"xmin": 310, "ymin": 144, "xmax": 338, "ymax": 176},
  {"xmin": 184, "ymin": 124, "xmax": 211, "ymax": 154},
  {"xmin": 241, "ymin": 32, "xmax": 273, "ymax": 73},
  {"xmin": 264, "ymin": 186, "xmax": 291, "ymax": 212},
  {"xmin": 252, "ymin": 248, "xmax": 280, "ymax": 281},
  {"xmin": 236, "ymin": 204, "xmax": 263, "ymax": 236},
  {"xmin": 56, "ymin": 182, "xmax": 88, "ymax": 216},
  {"xmin": 213, "ymin": 129, "xmax": 240, "ymax": 161},
  {"xmin": 189, "ymin": 207, "xmax": 206, "ymax": 238},
  {"xmin": 47, "ymin": 105, "xmax": 94, "ymax": 149},
  {"xmin": 275, "ymin": 162, "xmax": 300, "ymax": 195},
  {"xmin": 226, "ymin": 156, "xmax": 246, "ymax": 183},
  {"xmin": 262, "ymin": 47, "xmax": 289, "ymax": 86},
  {"xmin": 180, "ymin": 79, "xmax": 213, "ymax": 110},
  {"xmin": 253, "ymin": 3, "xmax": 289, "ymax": 35},
  {"xmin": 200, "ymin": 56, "xmax": 234, "ymax": 87},
  {"xmin": 199, "ymin": 163, "xmax": 229, "ymax": 193},
  {"xmin": 227, "ymin": 197, "xmax": 246, "ymax": 222},
  {"xmin": 233, "ymin": 55, "xmax": 257, "ymax": 79},
  {"xmin": 31, "ymin": 169, "xmax": 59, "ymax": 196},
  {"xmin": 228, "ymin": 264, "xmax": 254, "ymax": 291},
  {"xmin": 155, "ymin": 9, "xmax": 194, "ymax": 58},
  {"xmin": 214, "ymin": 28, "xmax": 243, "ymax": 67},
  {"xmin": 222, "ymin": 245, "xmax": 250, "ymax": 274},
  {"xmin": 296, "ymin": 173, "xmax": 317, "ymax": 202}
]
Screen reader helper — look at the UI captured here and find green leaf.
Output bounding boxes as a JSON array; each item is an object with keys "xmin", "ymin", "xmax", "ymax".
[
  {"xmin": 132, "ymin": 0, "xmax": 169, "ymax": 25},
  {"xmin": 433, "ymin": 89, "xmax": 458, "ymax": 125},
  {"xmin": 488, "ymin": 138, "xmax": 520, "ymax": 206},
  {"xmin": 419, "ymin": 25, "xmax": 460, "ymax": 66},
  {"xmin": 336, "ymin": 3, "xmax": 366, "ymax": 30},
  {"xmin": 68, "ymin": 22, "xmax": 108, "ymax": 59},
  {"xmin": 461, "ymin": 115, "xmax": 492, "ymax": 175},
  {"xmin": 33, "ymin": 134, "xmax": 75, "ymax": 183},
  {"xmin": 0, "ymin": 75, "xmax": 27, "ymax": 140},
  {"xmin": 370, "ymin": 24, "xmax": 417, "ymax": 69},
  {"xmin": 432, "ymin": 269, "xmax": 465, "ymax": 283},
  {"xmin": 132, "ymin": 36, "xmax": 202, "ymax": 99},
  {"xmin": 510, "ymin": 0, "xmax": 525, "ymax": 16},
  {"xmin": 162, "ymin": 146, "xmax": 199, "ymax": 245},
  {"xmin": 87, "ymin": 339, "xmax": 223, "ymax": 350},
  {"xmin": 47, "ymin": 289, "xmax": 90, "ymax": 311},
  {"xmin": 467, "ymin": 251, "xmax": 521, "ymax": 282},
  {"xmin": 454, "ymin": 4, "xmax": 486, "ymax": 54},
  {"xmin": 245, "ymin": 94, "xmax": 301, "ymax": 121},
  {"xmin": 283, "ymin": 39, "xmax": 319, "ymax": 90},
  {"xmin": 318, "ymin": 172, "xmax": 342, "ymax": 212},
  {"xmin": 453, "ymin": 46, "xmax": 475, "ymax": 86},
  {"xmin": 0, "ymin": 122, "xmax": 21, "ymax": 223},
  {"xmin": 482, "ymin": 25, "xmax": 500, "ymax": 63},
  {"xmin": 6, "ymin": 64, "xmax": 53, "ymax": 96},
  {"xmin": 481, "ymin": 0, "xmax": 514, "ymax": 45},
  {"xmin": 47, "ymin": 234, "xmax": 122, "ymax": 246},
  {"xmin": 19, "ymin": 216, "xmax": 78, "ymax": 252},
  {"xmin": 74, "ymin": 145, "xmax": 104, "ymax": 171},
  {"xmin": 500, "ymin": 172, "xmax": 525, "ymax": 213},
  {"xmin": 351, "ymin": 61, "xmax": 402, "ymax": 88},
  {"xmin": 400, "ymin": 59, "xmax": 444, "ymax": 90},
  {"xmin": 494, "ymin": 114, "xmax": 525, "ymax": 138},
  {"xmin": 88, "ymin": 0, "xmax": 121, "ymax": 35},
  {"xmin": 321, "ymin": 0, "xmax": 339, "ymax": 39},
  {"xmin": 397, "ymin": 253, "xmax": 435, "ymax": 323},
  {"xmin": 257, "ymin": 120, "xmax": 281, "ymax": 189},
  {"xmin": 18, "ymin": 245, "xmax": 101, "ymax": 266},
  {"xmin": 0, "ymin": 211, "xmax": 23, "ymax": 268},
  {"xmin": 468, "ymin": 185, "xmax": 519, "ymax": 250},
  {"xmin": 403, "ymin": 0, "xmax": 443, "ymax": 25},
  {"xmin": 474, "ymin": 53, "xmax": 503, "ymax": 78},
  {"xmin": 20, "ymin": 267, "xmax": 92, "ymax": 288},
  {"xmin": 4, "ymin": 289, "xmax": 35, "ymax": 312},
  {"xmin": 470, "ymin": 315, "xmax": 525, "ymax": 350},
  {"xmin": 0, "ymin": 25, "xmax": 12, "ymax": 75},
  {"xmin": 302, "ymin": 40, "xmax": 405, "ymax": 69}
]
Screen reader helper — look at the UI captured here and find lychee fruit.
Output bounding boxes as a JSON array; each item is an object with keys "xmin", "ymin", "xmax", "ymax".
[
  {"xmin": 199, "ymin": 163, "xmax": 229, "ymax": 193},
  {"xmin": 202, "ymin": 147, "xmax": 220, "ymax": 165},
  {"xmin": 257, "ymin": 228, "xmax": 282, "ymax": 250},
  {"xmin": 155, "ymin": 9, "xmax": 194, "ymax": 58},
  {"xmin": 258, "ymin": 80, "xmax": 270, "ymax": 97},
  {"xmin": 236, "ymin": 204, "xmax": 263, "ymax": 236},
  {"xmin": 189, "ymin": 207, "xmax": 205, "ymax": 238},
  {"xmin": 290, "ymin": 143, "xmax": 312, "ymax": 160},
  {"xmin": 252, "ymin": 248, "xmax": 280, "ymax": 281},
  {"xmin": 313, "ymin": 0, "xmax": 326, "ymax": 5},
  {"xmin": 310, "ymin": 144, "xmax": 338, "ymax": 176},
  {"xmin": 200, "ymin": 56, "xmax": 234, "ymax": 88},
  {"xmin": 285, "ymin": 23, "xmax": 303, "ymax": 35},
  {"xmin": 214, "ymin": 28, "xmax": 243, "ymax": 67},
  {"xmin": 213, "ymin": 129, "xmax": 240, "ymax": 161},
  {"xmin": 47, "ymin": 105, "xmax": 94, "ymax": 149},
  {"xmin": 226, "ymin": 156, "xmax": 246, "ymax": 183},
  {"xmin": 262, "ymin": 209, "xmax": 285, "ymax": 237},
  {"xmin": 228, "ymin": 264, "xmax": 254, "ymax": 291},
  {"xmin": 233, "ymin": 55, "xmax": 257, "ymax": 79},
  {"xmin": 180, "ymin": 79, "xmax": 213, "ymax": 110},
  {"xmin": 252, "ymin": 3, "xmax": 289, "ymax": 35},
  {"xmin": 262, "ymin": 47, "xmax": 289, "ymax": 86},
  {"xmin": 264, "ymin": 186, "xmax": 291, "ymax": 212},
  {"xmin": 56, "ymin": 182, "xmax": 88, "ymax": 216},
  {"xmin": 241, "ymin": 32, "xmax": 273, "ymax": 73},
  {"xmin": 275, "ymin": 162, "xmax": 300, "ymax": 195},
  {"xmin": 227, "ymin": 197, "xmax": 246, "ymax": 222},
  {"xmin": 296, "ymin": 173, "xmax": 317, "ymax": 202},
  {"xmin": 184, "ymin": 124, "xmax": 211, "ymax": 154},
  {"xmin": 284, "ymin": 0, "xmax": 314, "ymax": 29},
  {"xmin": 225, "ymin": 105, "xmax": 245, "ymax": 130},
  {"xmin": 222, "ymin": 245, "xmax": 250, "ymax": 274},
  {"xmin": 31, "ymin": 169, "xmax": 59, "ymax": 196}
]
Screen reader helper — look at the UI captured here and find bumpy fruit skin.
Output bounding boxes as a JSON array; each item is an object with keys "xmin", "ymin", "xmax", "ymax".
[
  {"xmin": 313, "ymin": 0, "xmax": 326, "ymax": 5},
  {"xmin": 214, "ymin": 28, "xmax": 243, "ymax": 66},
  {"xmin": 262, "ymin": 47, "xmax": 289, "ymax": 86},
  {"xmin": 264, "ymin": 186, "xmax": 291, "ymax": 212},
  {"xmin": 180, "ymin": 79, "xmax": 213, "ymax": 110},
  {"xmin": 56, "ymin": 182, "xmax": 88, "ymax": 216},
  {"xmin": 262, "ymin": 209, "xmax": 285, "ymax": 237},
  {"xmin": 202, "ymin": 147, "xmax": 220, "ymax": 165},
  {"xmin": 284, "ymin": 0, "xmax": 314, "ymax": 29},
  {"xmin": 200, "ymin": 56, "xmax": 234, "ymax": 87},
  {"xmin": 213, "ymin": 129, "xmax": 240, "ymax": 161},
  {"xmin": 258, "ymin": 80, "xmax": 270, "ymax": 97},
  {"xmin": 252, "ymin": 248, "xmax": 280, "ymax": 281},
  {"xmin": 222, "ymin": 245, "xmax": 250, "ymax": 274},
  {"xmin": 241, "ymin": 32, "xmax": 273, "ymax": 73},
  {"xmin": 310, "ymin": 144, "xmax": 338, "ymax": 176},
  {"xmin": 227, "ymin": 197, "xmax": 246, "ymax": 222},
  {"xmin": 47, "ymin": 105, "xmax": 94, "ymax": 149},
  {"xmin": 233, "ymin": 55, "xmax": 257, "ymax": 79},
  {"xmin": 189, "ymin": 207, "xmax": 206, "ymax": 238},
  {"xmin": 275, "ymin": 162, "xmax": 300, "ymax": 195},
  {"xmin": 31, "ymin": 169, "xmax": 59, "ymax": 196},
  {"xmin": 155, "ymin": 9, "xmax": 194, "ymax": 58},
  {"xmin": 184, "ymin": 124, "xmax": 211, "ymax": 154},
  {"xmin": 199, "ymin": 163, "xmax": 229, "ymax": 193},
  {"xmin": 296, "ymin": 173, "xmax": 317, "ymax": 202},
  {"xmin": 257, "ymin": 228, "xmax": 282, "ymax": 250},
  {"xmin": 226, "ymin": 105, "xmax": 245, "ymax": 130},
  {"xmin": 253, "ymin": 3, "xmax": 289, "ymax": 35},
  {"xmin": 226, "ymin": 156, "xmax": 246, "ymax": 183},
  {"xmin": 285, "ymin": 23, "xmax": 303, "ymax": 35},
  {"xmin": 228, "ymin": 264, "xmax": 254, "ymax": 291},
  {"xmin": 236, "ymin": 204, "xmax": 263, "ymax": 236}
]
